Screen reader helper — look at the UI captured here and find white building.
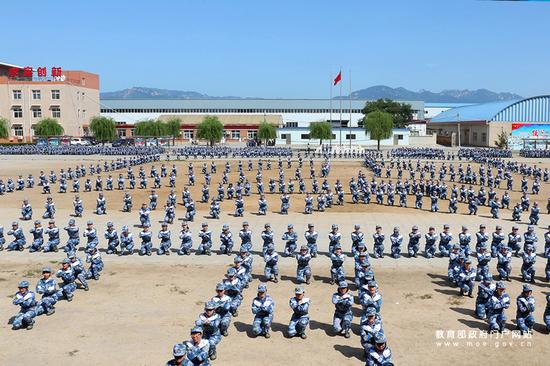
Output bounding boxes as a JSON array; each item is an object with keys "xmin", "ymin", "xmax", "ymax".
[
  {"xmin": 101, "ymin": 99, "xmax": 424, "ymax": 129},
  {"xmin": 276, "ymin": 127, "xmax": 410, "ymax": 147}
]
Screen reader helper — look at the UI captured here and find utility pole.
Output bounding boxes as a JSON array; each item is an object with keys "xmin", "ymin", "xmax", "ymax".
[
  {"xmin": 349, "ymin": 69, "xmax": 352, "ymax": 149},
  {"xmin": 339, "ymin": 68, "xmax": 342, "ymax": 148},
  {"xmin": 329, "ymin": 73, "xmax": 332, "ymax": 150},
  {"xmin": 456, "ymin": 112, "xmax": 461, "ymax": 148}
]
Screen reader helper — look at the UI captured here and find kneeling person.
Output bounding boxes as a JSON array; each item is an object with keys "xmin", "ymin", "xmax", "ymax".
[{"xmin": 288, "ymin": 286, "xmax": 310, "ymax": 339}]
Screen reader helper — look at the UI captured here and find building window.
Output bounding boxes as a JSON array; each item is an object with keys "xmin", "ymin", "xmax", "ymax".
[
  {"xmin": 345, "ymin": 134, "xmax": 356, "ymax": 140},
  {"xmin": 286, "ymin": 122, "xmax": 298, "ymax": 128},
  {"xmin": 231, "ymin": 130, "xmax": 241, "ymax": 139},
  {"xmin": 82, "ymin": 92, "xmax": 85, "ymax": 99},
  {"xmin": 52, "ymin": 107, "xmax": 61, "ymax": 118},
  {"xmin": 51, "ymin": 90, "xmax": 60, "ymax": 100},
  {"xmin": 481, "ymin": 133, "xmax": 487, "ymax": 142},
  {"xmin": 247, "ymin": 130, "xmax": 258, "ymax": 139},
  {"xmin": 32, "ymin": 90, "xmax": 41, "ymax": 100},
  {"xmin": 183, "ymin": 130, "xmax": 194, "ymax": 139},
  {"xmin": 473, "ymin": 132, "xmax": 478, "ymax": 142},
  {"xmin": 117, "ymin": 129, "xmax": 125, "ymax": 137},
  {"xmin": 397, "ymin": 134, "xmax": 403, "ymax": 140},
  {"xmin": 82, "ymin": 110, "xmax": 86, "ymax": 118},
  {"xmin": 32, "ymin": 107, "xmax": 42, "ymax": 118},
  {"xmin": 301, "ymin": 134, "xmax": 310, "ymax": 139},
  {"xmin": 13, "ymin": 126, "xmax": 23, "ymax": 137},
  {"xmin": 13, "ymin": 107, "xmax": 23, "ymax": 118},
  {"xmin": 13, "ymin": 90, "xmax": 22, "ymax": 100},
  {"xmin": 280, "ymin": 134, "xmax": 288, "ymax": 139}
]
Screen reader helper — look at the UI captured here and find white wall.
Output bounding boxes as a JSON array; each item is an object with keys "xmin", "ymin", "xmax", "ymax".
[
  {"xmin": 276, "ymin": 128, "xmax": 410, "ymax": 146},
  {"xmin": 409, "ymin": 134, "xmax": 437, "ymax": 146},
  {"xmin": 281, "ymin": 112, "xmax": 365, "ymax": 127},
  {"xmin": 407, "ymin": 123, "xmax": 427, "ymax": 136}
]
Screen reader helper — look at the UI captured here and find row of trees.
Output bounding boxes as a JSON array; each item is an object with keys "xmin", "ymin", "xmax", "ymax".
[
  {"xmin": 89, "ymin": 116, "xmax": 182, "ymax": 144},
  {"xmin": 89, "ymin": 116, "xmax": 275, "ymax": 146},
  {"xmin": 0, "ymin": 117, "xmax": 66, "ymax": 139},
  {"xmin": 133, "ymin": 118, "xmax": 182, "ymax": 144},
  {"xmin": 194, "ymin": 117, "xmax": 277, "ymax": 146},
  {"xmin": 0, "ymin": 115, "xmax": 181, "ymax": 143},
  {"xmin": 0, "ymin": 115, "xmax": 278, "ymax": 146}
]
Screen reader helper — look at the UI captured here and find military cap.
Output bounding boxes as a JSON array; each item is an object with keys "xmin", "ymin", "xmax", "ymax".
[{"xmin": 172, "ymin": 343, "xmax": 186, "ymax": 357}]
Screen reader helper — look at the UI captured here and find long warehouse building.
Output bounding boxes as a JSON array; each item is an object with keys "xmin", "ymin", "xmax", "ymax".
[{"xmin": 100, "ymin": 99, "xmax": 424, "ymax": 143}]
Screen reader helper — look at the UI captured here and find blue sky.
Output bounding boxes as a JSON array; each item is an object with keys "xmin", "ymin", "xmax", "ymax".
[{"xmin": 2, "ymin": 0, "xmax": 549, "ymax": 98}]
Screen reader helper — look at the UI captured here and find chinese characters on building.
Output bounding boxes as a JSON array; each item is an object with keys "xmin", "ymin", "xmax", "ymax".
[{"xmin": 7, "ymin": 66, "xmax": 64, "ymax": 81}]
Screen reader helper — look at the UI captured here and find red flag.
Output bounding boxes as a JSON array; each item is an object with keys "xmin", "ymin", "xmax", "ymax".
[{"xmin": 333, "ymin": 70, "xmax": 342, "ymax": 86}]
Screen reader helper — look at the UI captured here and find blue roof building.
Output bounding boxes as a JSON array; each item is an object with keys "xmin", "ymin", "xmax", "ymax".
[{"xmin": 427, "ymin": 96, "xmax": 550, "ymax": 149}]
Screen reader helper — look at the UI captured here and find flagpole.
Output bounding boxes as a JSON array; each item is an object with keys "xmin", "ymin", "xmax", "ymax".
[
  {"xmin": 349, "ymin": 69, "xmax": 352, "ymax": 149},
  {"xmin": 329, "ymin": 72, "xmax": 332, "ymax": 150},
  {"xmin": 339, "ymin": 67, "xmax": 342, "ymax": 148}
]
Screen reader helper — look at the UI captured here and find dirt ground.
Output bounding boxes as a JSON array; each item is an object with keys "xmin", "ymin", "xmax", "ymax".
[{"xmin": 0, "ymin": 154, "xmax": 549, "ymax": 366}]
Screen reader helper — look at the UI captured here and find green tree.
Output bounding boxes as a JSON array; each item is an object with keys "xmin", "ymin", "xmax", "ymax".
[
  {"xmin": 165, "ymin": 118, "xmax": 182, "ymax": 145},
  {"xmin": 308, "ymin": 121, "xmax": 333, "ymax": 145},
  {"xmin": 363, "ymin": 110, "xmax": 393, "ymax": 150},
  {"xmin": 34, "ymin": 118, "xmax": 64, "ymax": 137},
  {"xmin": 362, "ymin": 99, "xmax": 413, "ymax": 128},
  {"xmin": 89, "ymin": 116, "xmax": 116, "ymax": 144},
  {"xmin": 494, "ymin": 130, "xmax": 509, "ymax": 149},
  {"xmin": 134, "ymin": 119, "xmax": 167, "ymax": 137},
  {"xmin": 0, "ymin": 117, "xmax": 9, "ymax": 139},
  {"xmin": 134, "ymin": 119, "xmax": 154, "ymax": 136},
  {"xmin": 150, "ymin": 120, "xmax": 168, "ymax": 137},
  {"xmin": 257, "ymin": 122, "xmax": 277, "ymax": 145},
  {"xmin": 196, "ymin": 116, "xmax": 223, "ymax": 146}
]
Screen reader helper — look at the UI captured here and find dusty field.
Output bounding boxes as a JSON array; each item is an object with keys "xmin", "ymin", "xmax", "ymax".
[{"xmin": 0, "ymin": 154, "xmax": 549, "ymax": 366}]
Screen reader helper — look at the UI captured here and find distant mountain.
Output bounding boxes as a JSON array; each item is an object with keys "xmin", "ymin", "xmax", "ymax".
[
  {"xmin": 101, "ymin": 86, "xmax": 523, "ymax": 103},
  {"xmin": 100, "ymin": 87, "xmax": 244, "ymax": 100},
  {"xmin": 348, "ymin": 85, "xmax": 523, "ymax": 103}
]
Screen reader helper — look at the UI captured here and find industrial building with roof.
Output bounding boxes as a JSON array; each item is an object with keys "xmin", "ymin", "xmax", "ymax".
[
  {"xmin": 427, "ymin": 95, "xmax": 550, "ymax": 149},
  {"xmin": 100, "ymin": 98, "xmax": 424, "ymax": 143}
]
